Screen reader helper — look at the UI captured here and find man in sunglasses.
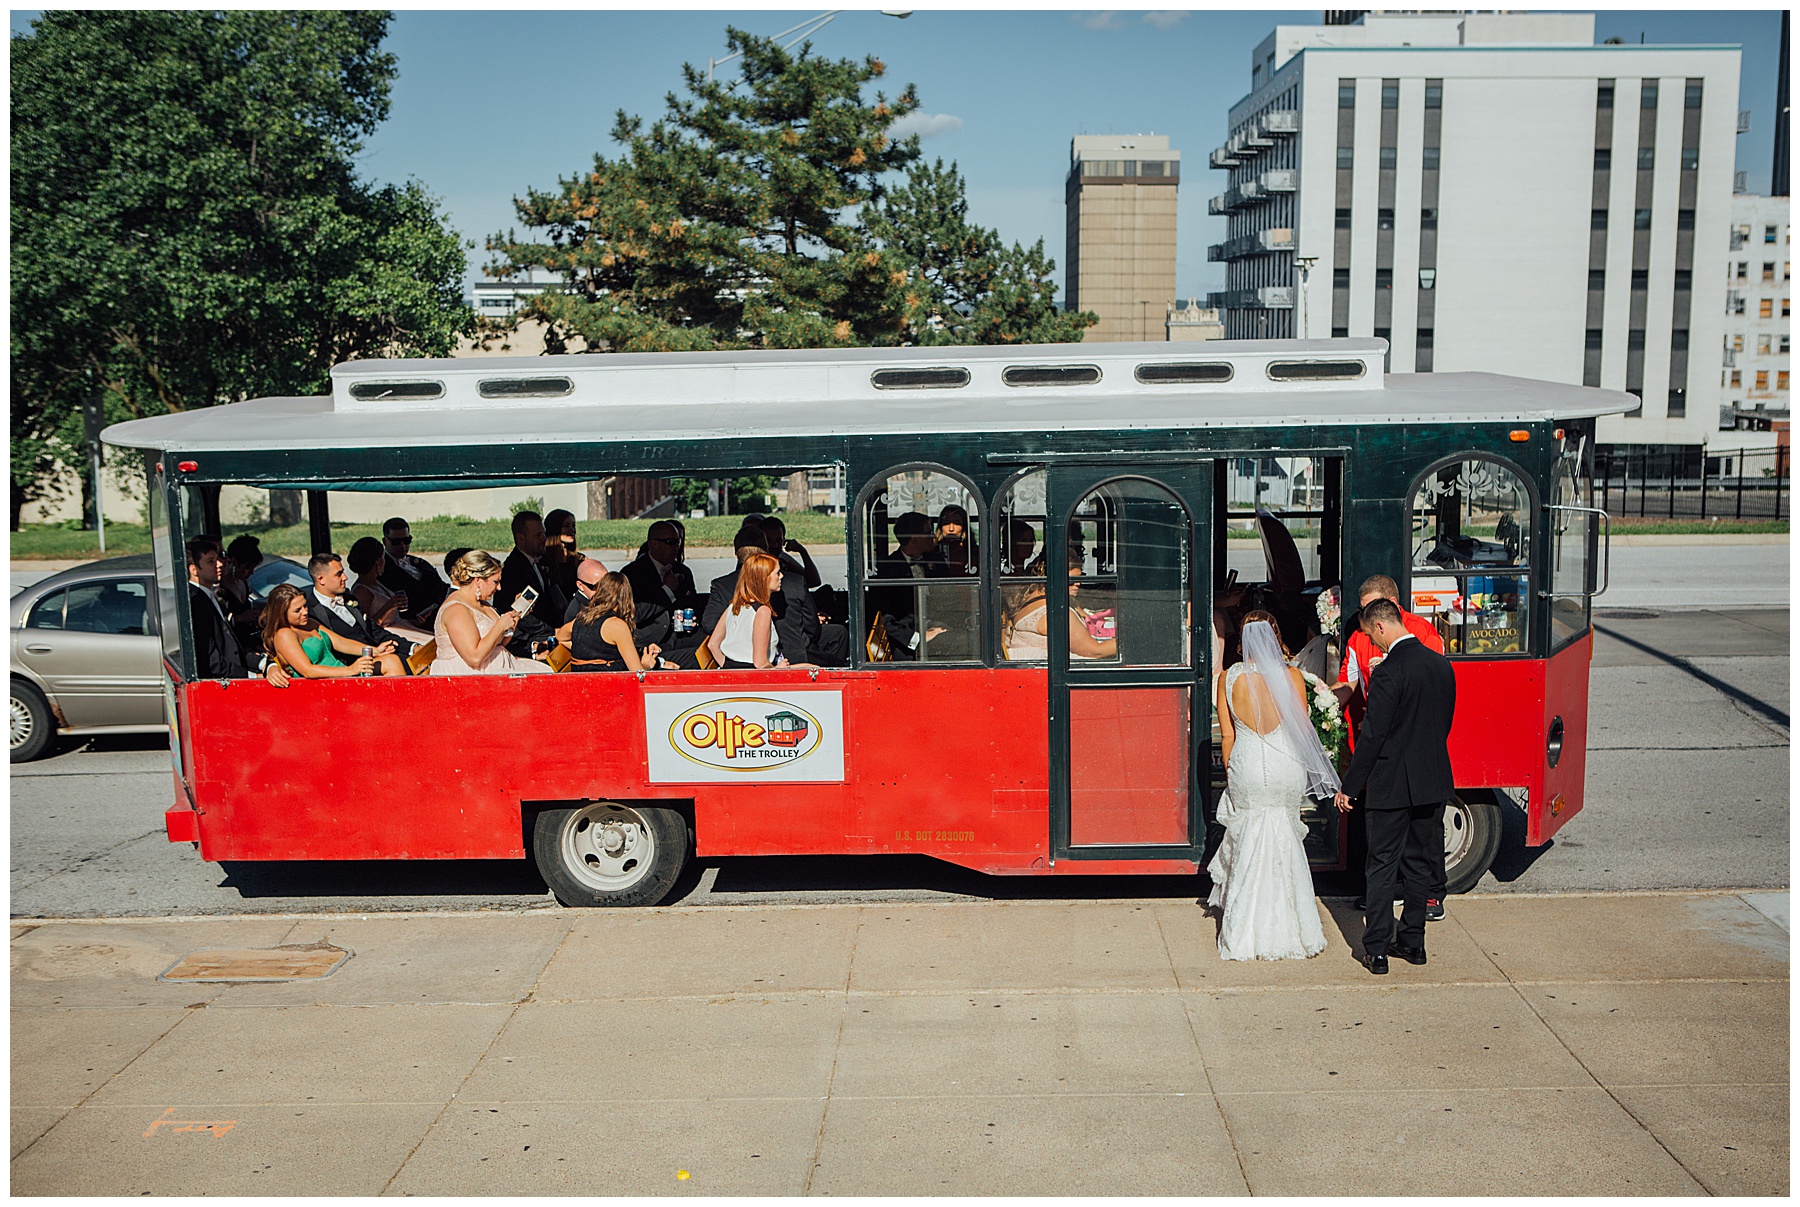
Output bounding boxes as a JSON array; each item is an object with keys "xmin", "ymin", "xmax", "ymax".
[
  {"xmin": 623, "ymin": 519, "xmax": 706, "ymax": 664},
  {"xmin": 378, "ymin": 517, "xmax": 450, "ymax": 625}
]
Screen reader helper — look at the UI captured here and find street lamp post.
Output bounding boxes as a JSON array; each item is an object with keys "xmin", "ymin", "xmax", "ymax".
[{"xmin": 1294, "ymin": 254, "xmax": 1318, "ymax": 341}]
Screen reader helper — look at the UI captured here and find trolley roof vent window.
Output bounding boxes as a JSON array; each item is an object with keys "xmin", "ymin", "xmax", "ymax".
[
  {"xmin": 870, "ymin": 366, "xmax": 972, "ymax": 390},
  {"xmin": 1265, "ymin": 360, "xmax": 1367, "ymax": 382},
  {"xmin": 346, "ymin": 380, "xmax": 445, "ymax": 402},
  {"xmin": 1135, "ymin": 362, "xmax": 1234, "ymax": 385},
  {"xmin": 478, "ymin": 376, "xmax": 575, "ymax": 399},
  {"xmin": 1002, "ymin": 364, "xmax": 1102, "ymax": 387}
]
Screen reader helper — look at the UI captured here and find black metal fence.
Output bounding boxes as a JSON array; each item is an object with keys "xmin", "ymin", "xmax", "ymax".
[{"xmin": 1593, "ymin": 445, "xmax": 1789, "ymax": 519}]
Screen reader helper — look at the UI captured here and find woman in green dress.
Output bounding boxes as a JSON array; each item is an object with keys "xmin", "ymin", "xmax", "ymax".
[{"xmin": 260, "ymin": 584, "xmax": 402, "ymax": 678}]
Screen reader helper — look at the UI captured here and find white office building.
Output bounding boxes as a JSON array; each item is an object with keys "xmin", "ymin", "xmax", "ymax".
[
  {"xmin": 1208, "ymin": 11, "xmax": 1740, "ymax": 454},
  {"xmin": 1714, "ymin": 192, "xmax": 1790, "ymax": 448}
]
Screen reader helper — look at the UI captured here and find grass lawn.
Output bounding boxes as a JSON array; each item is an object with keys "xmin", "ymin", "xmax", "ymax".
[{"xmin": 9, "ymin": 512, "xmax": 855, "ymax": 561}]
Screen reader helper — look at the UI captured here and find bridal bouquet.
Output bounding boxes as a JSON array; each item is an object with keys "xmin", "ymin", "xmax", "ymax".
[{"xmin": 1300, "ymin": 669, "xmax": 1348, "ymax": 769}]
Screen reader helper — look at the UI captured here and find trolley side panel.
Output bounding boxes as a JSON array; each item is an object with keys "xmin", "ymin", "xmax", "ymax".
[
  {"xmin": 1445, "ymin": 658, "xmax": 1546, "ymax": 803},
  {"xmin": 1534, "ymin": 632, "xmax": 1592, "ymax": 844}
]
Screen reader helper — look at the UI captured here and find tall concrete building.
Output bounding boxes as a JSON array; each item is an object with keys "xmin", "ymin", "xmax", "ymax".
[
  {"xmin": 1207, "ymin": 11, "xmax": 1740, "ymax": 456},
  {"xmin": 1714, "ymin": 193, "xmax": 1790, "ymax": 448},
  {"xmin": 1065, "ymin": 135, "xmax": 1180, "ymax": 342}
]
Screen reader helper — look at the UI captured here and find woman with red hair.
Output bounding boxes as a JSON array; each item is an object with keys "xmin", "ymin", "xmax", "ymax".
[{"xmin": 706, "ymin": 551, "xmax": 785, "ymax": 669}]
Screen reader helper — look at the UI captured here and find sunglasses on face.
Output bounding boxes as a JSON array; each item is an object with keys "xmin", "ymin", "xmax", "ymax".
[{"xmin": 389, "ymin": 535, "xmax": 413, "ymax": 544}]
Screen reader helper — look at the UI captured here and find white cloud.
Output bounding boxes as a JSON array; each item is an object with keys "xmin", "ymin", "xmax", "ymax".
[
  {"xmin": 1076, "ymin": 11, "xmax": 1124, "ymax": 30},
  {"xmin": 1142, "ymin": 11, "xmax": 1190, "ymax": 31},
  {"xmin": 887, "ymin": 111, "xmax": 965, "ymax": 141}
]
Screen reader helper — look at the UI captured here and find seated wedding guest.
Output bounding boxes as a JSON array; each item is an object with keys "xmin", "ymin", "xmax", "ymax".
[
  {"xmin": 706, "ymin": 551, "xmax": 789, "ymax": 669},
  {"xmin": 569, "ymin": 572, "xmax": 665, "ymax": 672},
  {"xmin": 379, "ymin": 517, "xmax": 449, "ymax": 624},
  {"xmin": 432, "ymin": 551, "xmax": 553, "ymax": 676},
  {"xmin": 867, "ymin": 511, "xmax": 947, "ymax": 660},
  {"xmin": 219, "ymin": 534, "xmax": 263, "ymax": 619},
  {"xmin": 701, "ymin": 527, "xmax": 772, "ymax": 636},
  {"xmin": 936, "ymin": 505, "xmax": 975, "ymax": 576},
  {"xmin": 623, "ymin": 520, "xmax": 703, "ymax": 658},
  {"xmin": 305, "ymin": 552, "xmax": 416, "ymax": 665},
  {"xmin": 761, "ymin": 515, "xmax": 847, "ymax": 666},
  {"xmin": 496, "ymin": 510, "xmax": 567, "ymax": 651},
  {"xmin": 1000, "ymin": 550, "xmax": 1117, "ymax": 661},
  {"xmin": 561, "ymin": 556, "xmax": 605, "ymax": 625},
  {"xmin": 187, "ymin": 537, "xmax": 290, "ymax": 686},
  {"xmin": 346, "ymin": 537, "xmax": 410, "ymax": 629},
  {"xmin": 542, "ymin": 508, "xmax": 582, "ymax": 600},
  {"xmin": 443, "ymin": 547, "xmax": 473, "ymax": 578},
  {"xmin": 261, "ymin": 584, "xmax": 404, "ymax": 678}
]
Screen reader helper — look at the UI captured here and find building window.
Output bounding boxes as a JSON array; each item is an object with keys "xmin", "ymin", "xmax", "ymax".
[
  {"xmin": 1628, "ymin": 329, "xmax": 1646, "ymax": 351},
  {"xmin": 1591, "ymin": 209, "xmax": 1608, "ymax": 231},
  {"xmin": 1733, "ymin": 334, "xmax": 1744, "ymax": 351},
  {"xmin": 1375, "ymin": 269, "xmax": 1393, "ymax": 291},
  {"xmin": 1339, "ymin": 81, "xmax": 1356, "ymax": 108},
  {"xmin": 1737, "ymin": 261, "xmax": 1748, "ymax": 280},
  {"xmin": 1763, "ymin": 299, "xmax": 1776, "ymax": 318},
  {"xmin": 1634, "ymin": 209, "xmax": 1653, "ymax": 230},
  {"xmin": 1668, "ymin": 388, "xmax": 1686, "ymax": 417},
  {"xmin": 1671, "ymin": 328, "xmax": 1689, "ymax": 351},
  {"xmin": 1585, "ymin": 329, "xmax": 1604, "ymax": 350},
  {"xmin": 1589, "ymin": 269, "xmax": 1606, "ymax": 291},
  {"xmin": 1766, "ymin": 225, "xmax": 1779, "ymax": 243},
  {"xmin": 1781, "ymin": 335, "xmax": 1791, "ymax": 353},
  {"xmin": 1335, "ymin": 207, "xmax": 1352, "ymax": 229},
  {"xmin": 1731, "ymin": 370, "xmax": 1743, "ymax": 387},
  {"xmin": 1685, "ymin": 81, "xmax": 1704, "ymax": 108},
  {"xmin": 1425, "ymin": 81, "xmax": 1443, "ymax": 108},
  {"xmin": 1333, "ymin": 268, "xmax": 1350, "ymax": 289},
  {"xmin": 1785, "ymin": 298, "xmax": 1792, "ymax": 317},
  {"xmin": 1597, "ymin": 82, "xmax": 1614, "ymax": 108},
  {"xmin": 1422, "ymin": 146, "xmax": 1440, "ymax": 170},
  {"xmin": 1379, "ymin": 146, "xmax": 1396, "ymax": 170},
  {"xmin": 1781, "ymin": 371, "xmax": 1791, "ymax": 390},
  {"xmin": 1631, "ymin": 269, "xmax": 1649, "ymax": 290},
  {"xmin": 1416, "ymin": 328, "xmax": 1434, "ymax": 371},
  {"xmin": 1677, "ymin": 209, "xmax": 1695, "ymax": 230},
  {"xmin": 1674, "ymin": 269, "xmax": 1692, "ymax": 290},
  {"xmin": 1377, "ymin": 208, "xmax": 1395, "ymax": 230},
  {"xmin": 1765, "ymin": 262, "xmax": 1777, "ymax": 281},
  {"xmin": 1381, "ymin": 80, "xmax": 1399, "ymax": 109},
  {"xmin": 1758, "ymin": 333, "xmax": 1773, "ymax": 354},
  {"xmin": 1421, "ymin": 207, "xmax": 1438, "ymax": 229},
  {"xmin": 1641, "ymin": 81, "xmax": 1658, "ymax": 108},
  {"xmin": 1594, "ymin": 147, "xmax": 1611, "ymax": 170},
  {"xmin": 1638, "ymin": 147, "xmax": 1655, "ymax": 170},
  {"xmin": 1332, "ymin": 326, "xmax": 1349, "ymax": 338},
  {"xmin": 1337, "ymin": 147, "xmax": 1355, "ymax": 170},
  {"xmin": 1681, "ymin": 147, "xmax": 1699, "ymax": 171},
  {"xmin": 1756, "ymin": 371, "xmax": 1769, "ymax": 390}
]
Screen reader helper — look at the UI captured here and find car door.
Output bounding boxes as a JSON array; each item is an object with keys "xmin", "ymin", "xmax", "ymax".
[{"xmin": 19, "ymin": 577, "xmax": 162, "ymax": 728}]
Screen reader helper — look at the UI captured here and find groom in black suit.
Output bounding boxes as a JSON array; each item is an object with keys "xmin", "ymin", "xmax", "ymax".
[{"xmin": 1334, "ymin": 597, "xmax": 1457, "ymax": 975}]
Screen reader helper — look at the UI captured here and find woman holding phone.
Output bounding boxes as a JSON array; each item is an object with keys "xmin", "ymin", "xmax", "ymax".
[{"xmin": 432, "ymin": 551, "xmax": 553, "ymax": 675}]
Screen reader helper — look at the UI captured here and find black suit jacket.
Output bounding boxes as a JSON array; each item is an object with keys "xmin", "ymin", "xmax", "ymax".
[
  {"xmin": 867, "ymin": 549, "xmax": 946, "ymax": 660},
  {"xmin": 1339, "ymin": 637, "xmax": 1457, "ymax": 809},
  {"xmin": 304, "ymin": 586, "xmax": 414, "ymax": 658},
  {"xmin": 771, "ymin": 552, "xmax": 820, "ymax": 662},
  {"xmin": 623, "ymin": 554, "xmax": 701, "ymax": 649},
  {"xmin": 190, "ymin": 583, "xmax": 255, "ymax": 678},
  {"xmin": 496, "ymin": 548, "xmax": 568, "ymax": 649},
  {"xmin": 378, "ymin": 553, "xmax": 449, "ymax": 621}
]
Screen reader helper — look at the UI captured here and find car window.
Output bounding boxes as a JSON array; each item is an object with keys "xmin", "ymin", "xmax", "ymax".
[
  {"xmin": 247, "ymin": 558, "xmax": 311, "ymax": 601},
  {"xmin": 26, "ymin": 589, "xmax": 66, "ymax": 629},
  {"xmin": 64, "ymin": 580, "xmax": 151, "ymax": 636}
]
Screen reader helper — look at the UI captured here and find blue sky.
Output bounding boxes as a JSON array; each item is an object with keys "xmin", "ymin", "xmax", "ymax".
[{"xmin": 12, "ymin": 8, "xmax": 1786, "ymax": 300}]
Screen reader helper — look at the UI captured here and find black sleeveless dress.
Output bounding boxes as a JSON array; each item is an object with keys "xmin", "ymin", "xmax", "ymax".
[{"xmin": 570, "ymin": 614, "xmax": 627, "ymax": 671}]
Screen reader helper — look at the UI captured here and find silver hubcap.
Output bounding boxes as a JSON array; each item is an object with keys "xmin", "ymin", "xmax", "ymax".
[
  {"xmin": 10, "ymin": 695, "xmax": 34, "ymax": 750},
  {"xmin": 560, "ymin": 803, "xmax": 655, "ymax": 892},
  {"xmin": 1443, "ymin": 796, "xmax": 1474, "ymax": 869}
]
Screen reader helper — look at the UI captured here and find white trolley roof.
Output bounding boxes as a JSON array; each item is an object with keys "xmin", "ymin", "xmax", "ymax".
[{"xmin": 102, "ymin": 340, "xmax": 1634, "ymax": 455}]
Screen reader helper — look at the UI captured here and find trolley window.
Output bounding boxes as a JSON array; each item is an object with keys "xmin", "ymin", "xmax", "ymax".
[
  {"xmin": 1548, "ymin": 445, "xmax": 1597, "ymax": 651},
  {"xmin": 1408, "ymin": 457, "xmax": 1533, "ymax": 655},
  {"xmin": 860, "ymin": 466, "xmax": 981, "ymax": 664}
]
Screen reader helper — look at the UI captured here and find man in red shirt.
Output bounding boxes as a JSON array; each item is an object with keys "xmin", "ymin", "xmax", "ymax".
[{"xmin": 1334, "ymin": 574, "xmax": 1449, "ymax": 918}]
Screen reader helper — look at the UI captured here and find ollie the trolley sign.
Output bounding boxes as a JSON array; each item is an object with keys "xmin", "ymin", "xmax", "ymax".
[{"xmin": 103, "ymin": 339, "xmax": 1620, "ymax": 907}]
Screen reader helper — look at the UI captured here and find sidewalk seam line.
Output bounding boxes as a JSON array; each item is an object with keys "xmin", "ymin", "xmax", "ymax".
[
  {"xmin": 802, "ymin": 907, "xmax": 861, "ymax": 1196},
  {"xmin": 1160, "ymin": 908, "xmax": 1254, "ymax": 1195}
]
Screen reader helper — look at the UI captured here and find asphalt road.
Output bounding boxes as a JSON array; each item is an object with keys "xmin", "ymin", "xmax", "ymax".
[{"xmin": 10, "ymin": 600, "xmax": 1787, "ymax": 918}]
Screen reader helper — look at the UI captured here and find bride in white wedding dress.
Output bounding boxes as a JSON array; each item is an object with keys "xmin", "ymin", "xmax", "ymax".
[{"xmin": 1206, "ymin": 613, "xmax": 1341, "ymax": 961}]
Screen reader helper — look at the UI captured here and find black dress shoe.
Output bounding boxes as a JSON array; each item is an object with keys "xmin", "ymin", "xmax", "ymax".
[
  {"xmin": 1390, "ymin": 944, "xmax": 1427, "ymax": 966},
  {"xmin": 1360, "ymin": 952, "xmax": 1388, "ymax": 975}
]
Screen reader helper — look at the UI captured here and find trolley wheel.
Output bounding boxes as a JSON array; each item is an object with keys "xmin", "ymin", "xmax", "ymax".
[
  {"xmin": 1443, "ymin": 790, "xmax": 1502, "ymax": 896},
  {"xmin": 10, "ymin": 680, "xmax": 54, "ymax": 764},
  {"xmin": 532, "ymin": 801, "xmax": 689, "ymax": 908}
]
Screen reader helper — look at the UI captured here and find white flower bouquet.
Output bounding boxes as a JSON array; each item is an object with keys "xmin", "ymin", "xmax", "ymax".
[
  {"xmin": 1300, "ymin": 669, "xmax": 1348, "ymax": 769},
  {"xmin": 1316, "ymin": 584, "xmax": 1342, "ymax": 637}
]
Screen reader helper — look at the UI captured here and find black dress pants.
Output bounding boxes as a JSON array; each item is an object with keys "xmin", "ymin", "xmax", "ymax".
[{"xmin": 1362, "ymin": 802, "xmax": 1445, "ymax": 955}]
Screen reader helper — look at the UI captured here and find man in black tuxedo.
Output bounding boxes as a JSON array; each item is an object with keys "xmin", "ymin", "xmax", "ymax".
[
  {"xmin": 867, "ymin": 511, "xmax": 947, "ymax": 660},
  {"xmin": 496, "ymin": 510, "xmax": 568, "ymax": 652},
  {"xmin": 761, "ymin": 515, "xmax": 848, "ymax": 667},
  {"xmin": 623, "ymin": 520, "xmax": 704, "ymax": 660},
  {"xmin": 304, "ymin": 552, "xmax": 415, "ymax": 665},
  {"xmin": 186, "ymin": 537, "xmax": 289, "ymax": 686},
  {"xmin": 1334, "ymin": 597, "xmax": 1456, "ymax": 975},
  {"xmin": 701, "ymin": 527, "xmax": 775, "ymax": 638},
  {"xmin": 378, "ymin": 517, "xmax": 450, "ymax": 625}
]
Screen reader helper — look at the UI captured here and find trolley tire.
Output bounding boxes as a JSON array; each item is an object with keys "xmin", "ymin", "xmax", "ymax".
[
  {"xmin": 532, "ymin": 801, "xmax": 689, "ymax": 908},
  {"xmin": 1443, "ymin": 790, "xmax": 1502, "ymax": 896},
  {"xmin": 10, "ymin": 681, "xmax": 54, "ymax": 764}
]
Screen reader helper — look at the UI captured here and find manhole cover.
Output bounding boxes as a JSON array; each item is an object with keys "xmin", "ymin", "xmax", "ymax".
[
  {"xmin": 1596, "ymin": 609, "xmax": 1661, "ymax": 620},
  {"xmin": 159, "ymin": 940, "xmax": 351, "ymax": 982}
]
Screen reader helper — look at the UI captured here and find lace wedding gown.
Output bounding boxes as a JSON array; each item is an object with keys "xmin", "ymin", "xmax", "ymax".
[{"xmin": 1205, "ymin": 661, "xmax": 1328, "ymax": 961}]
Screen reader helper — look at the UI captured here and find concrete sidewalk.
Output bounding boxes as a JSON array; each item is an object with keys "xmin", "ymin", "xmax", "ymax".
[{"xmin": 11, "ymin": 891, "xmax": 1788, "ymax": 1196}]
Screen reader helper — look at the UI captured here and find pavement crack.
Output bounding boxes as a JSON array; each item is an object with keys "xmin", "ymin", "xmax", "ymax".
[
  {"xmin": 803, "ymin": 907, "xmax": 862, "ymax": 1195},
  {"xmin": 12, "ymin": 829, "xmax": 165, "ymax": 894}
]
